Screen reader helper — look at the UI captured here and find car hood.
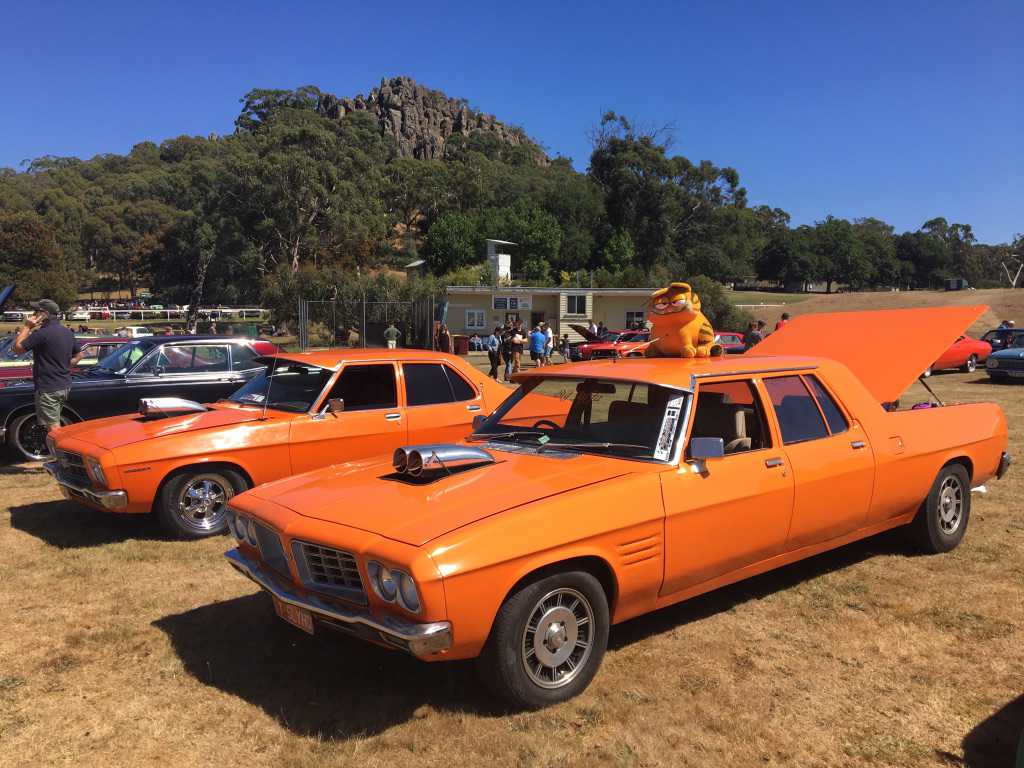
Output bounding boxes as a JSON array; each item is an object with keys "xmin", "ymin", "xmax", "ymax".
[
  {"xmin": 753, "ymin": 305, "xmax": 988, "ymax": 403},
  {"xmin": 54, "ymin": 404, "xmax": 264, "ymax": 450},
  {"xmin": 991, "ymin": 347, "xmax": 1024, "ymax": 359},
  {"xmin": 247, "ymin": 450, "xmax": 633, "ymax": 546}
]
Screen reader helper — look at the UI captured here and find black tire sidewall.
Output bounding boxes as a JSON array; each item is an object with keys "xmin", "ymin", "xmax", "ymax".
[
  {"xmin": 157, "ymin": 468, "xmax": 245, "ymax": 539},
  {"xmin": 477, "ymin": 570, "xmax": 609, "ymax": 710},
  {"xmin": 916, "ymin": 464, "xmax": 971, "ymax": 553},
  {"xmin": 10, "ymin": 411, "xmax": 69, "ymax": 462}
]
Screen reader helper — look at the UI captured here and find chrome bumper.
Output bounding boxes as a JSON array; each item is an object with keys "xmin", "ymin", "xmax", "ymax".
[
  {"xmin": 43, "ymin": 460, "xmax": 128, "ymax": 511},
  {"xmin": 997, "ymin": 451, "xmax": 1012, "ymax": 479},
  {"xmin": 224, "ymin": 548, "xmax": 452, "ymax": 658}
]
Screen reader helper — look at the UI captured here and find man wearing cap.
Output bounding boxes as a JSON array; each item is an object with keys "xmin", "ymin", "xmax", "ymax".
[{"xmin": 13, "ymin": 299, "xmax": 83, "ymax": 440}]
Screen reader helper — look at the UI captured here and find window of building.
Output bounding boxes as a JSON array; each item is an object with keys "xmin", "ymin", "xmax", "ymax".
[
  {"xmin": 466, "ymin": 309, "xmax": 486, "ymax": 330},
  {"xmin": 566, "ymin": 295, "xmax": 587, "ymax": 315},
  {"xmin": 327, "ymin": 364, "xmax": 397, "ymax": 410},
  {"xmin": 689, "ymin": 380, "xmax": 770, "ymax": 454},
  {"xmin": 805, "ymin": 375, "xmax": 848, "ymax": 435},
  {"xmin": 625, "ymin": 310, "xmax": 646, "ymax": 328},
  {"xmin": 763, "ymin": 376, "xmax": 828, "ymax": 445}
]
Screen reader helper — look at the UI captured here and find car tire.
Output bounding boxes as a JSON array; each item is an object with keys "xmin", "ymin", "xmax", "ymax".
[
  {"xmin": 157, "ymin": 468, "xmax": 248, "ymax": 540},
  {"xmin": 961, "ymin": 355, "xmax": 977, "ymax": 373},
  {"xmin": 8, "ymin": 411, "xmax": 72, "ymax": 462},
  {"xmin": 475, "ymin": 570, "xmax": 609, "ymax": 710},
  {"xmin": 909, "ymin": 463, "xmax": 971, "ymax": 554}
]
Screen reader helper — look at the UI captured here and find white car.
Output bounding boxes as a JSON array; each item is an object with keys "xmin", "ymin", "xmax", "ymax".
[
  {"xmin": 69, "ymin": 309, "xmax": 91, "ymax": 321},
  {"xmin": 118, "ymin": 325, "xmax": 154, "ymax": 338}
]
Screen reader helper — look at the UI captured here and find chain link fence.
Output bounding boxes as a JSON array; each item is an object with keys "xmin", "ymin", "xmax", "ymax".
[{"xmin": 297, "ymin": 295, "xmax": 438, "ymax": 351}]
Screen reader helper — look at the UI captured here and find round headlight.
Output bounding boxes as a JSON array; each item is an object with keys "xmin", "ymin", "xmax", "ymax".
[
  {"xmin": 246, "ymin": 518, "xmax": 258, "ymax": 546},
  {"xmin": 229, "ymin": 512, "xmax": 245, "ymax": 541},
  {"xmin": 987, "ymin": 358, "xmax": 998, "ymax": 368},
  {"xmin": 396, "ymin": 571, "xmax": 421, "ymax": 613},
  {"xmin": 369, "ymin": 561, "xmax": 397, "ymax": 602},
  {"xmin": 85, "ymin": 456, "xmax": 108, "ymax": 488}
]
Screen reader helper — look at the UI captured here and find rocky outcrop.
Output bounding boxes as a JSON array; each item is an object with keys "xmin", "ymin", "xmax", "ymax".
[{"xmin": 317, "ymin": 76, "xmax": 542, "ymax": 161}]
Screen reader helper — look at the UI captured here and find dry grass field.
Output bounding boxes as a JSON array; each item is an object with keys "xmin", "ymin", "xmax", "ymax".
[{"xmin": 1, "ymin": 291, "xmax": 1023, "ymax": 767}]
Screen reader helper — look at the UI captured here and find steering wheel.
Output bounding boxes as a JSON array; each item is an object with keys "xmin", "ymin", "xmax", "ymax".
[{"xmin": 531, "ymin": 419, "xmax": 561, "ymax": 431}]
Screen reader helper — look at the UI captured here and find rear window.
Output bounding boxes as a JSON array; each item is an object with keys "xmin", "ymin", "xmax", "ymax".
[
  {"xmin": 805, "ymin": 376, "xmax": 848, "ymax": 435},
  {"xmin": 763, "ymin": 376, "xmax": 828, "ymax": 445},
  {"xmin": 403, "ymin": 363, "xmax": 477, "ymax": 406}
]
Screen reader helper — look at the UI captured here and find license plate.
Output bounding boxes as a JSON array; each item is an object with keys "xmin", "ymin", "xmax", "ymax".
[{"xmin": 272, "ymin": 595, "xmax": 314, "ymax": 635}]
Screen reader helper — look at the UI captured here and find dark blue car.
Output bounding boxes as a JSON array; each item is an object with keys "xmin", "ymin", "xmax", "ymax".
[{"xmin": 985, "ymin": 329, "xmax": 1024, "ymax": 382}]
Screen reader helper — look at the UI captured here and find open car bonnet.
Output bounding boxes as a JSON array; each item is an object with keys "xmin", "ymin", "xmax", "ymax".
[
  {"xmin": 55, "ymin": 404, "xmax": 263, "ymax": 449},
  {"xmin": 569, "ymin": 323, "xmax": 603, "ymax": 342},
  {"xmin": 753, "ymin": 305, "xmax": 988, "ymax": 403},
  {"xmin": 249, "ymin": 452, "xmax": 631, "ymax": 546}
]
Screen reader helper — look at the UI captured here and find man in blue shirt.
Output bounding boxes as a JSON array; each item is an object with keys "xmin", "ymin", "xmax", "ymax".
[
  {"xmin": 13, "ymin": 298, "xmax": 83, "ymax": 439},
  {"xmin": 529, "ymin": 325, "xmax": 547, "ymax": 368}
]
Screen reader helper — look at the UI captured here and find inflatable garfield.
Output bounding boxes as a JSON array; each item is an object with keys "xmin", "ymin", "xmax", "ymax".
[{"xmin": 646, "ymin": 282, "xmax": 723, "ymax": 358}]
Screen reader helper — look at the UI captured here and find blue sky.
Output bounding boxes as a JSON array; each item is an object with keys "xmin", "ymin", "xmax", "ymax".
[{"xmin": 2, "ymin": 1, "xmax": 1020, "ymax": 243}]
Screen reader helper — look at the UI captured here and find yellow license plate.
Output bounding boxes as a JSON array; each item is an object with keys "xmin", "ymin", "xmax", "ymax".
[{"xmin": 272, "ymin": 595, "xmax": 314, "ymax": 635}]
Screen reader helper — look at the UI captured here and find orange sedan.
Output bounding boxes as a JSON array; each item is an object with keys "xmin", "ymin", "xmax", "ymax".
[
  {"xmin": 45, "ymin": 349, "xmax": 510, "ymax": 539},
  {"xmin": 223, "ymin": 307, "xmax": 1010, "ymax": 708}
]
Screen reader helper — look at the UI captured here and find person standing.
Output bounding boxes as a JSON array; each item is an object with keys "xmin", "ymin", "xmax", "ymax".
[
  {"xmin": 501, "ymin": 325, "xmax": 514, "ymax": 381},
  {"xmin": 743, "ymin": 321, "xmax": 763, "ymax": 351},
  {"xmin": 529, "ymin": 325, "xmax": 546, "ymax": 368},
  {"xmin": 13, "ymin": 299, "xmax": 83, "ymax": 442},
  {"xmin": 383, "ymin": 322, "xmax": 400, "ymax": 349},
  {"xmin": 774, "ymin": 312, "xmax": 790, "ymax": 332},
  {"xmin": 588, "ymin": 318, "xmax": 598, "ymax": 336},
  {"xmin": 436, "ymin": 324, "xmax": 452, "ymax": 354},
  {"xmin": 542, "ymin": 321, "xmax": 554, "ymax": 365},
  {"xmin": 485, "ymin": 326, "xmax": 501, "ymax": 380},
  {"xmin": 511, "ymin": 321, "xmax": 525, "ymax": 373}
]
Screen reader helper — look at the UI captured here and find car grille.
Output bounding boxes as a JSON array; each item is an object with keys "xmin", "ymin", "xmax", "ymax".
[
  {"xmin": 293, "ymin": 541, "xmax": 367, "ymax": 603},
  {"xmin": 57, "ymin": 450, "xmax": 91, "ymax": 488},
  {"xmin": 993, "ymin": 357, "xmax": 1024, "ymax": 371},
  {"xmin": 589, "ymin": 349, "xmax": 619, "ymax": 359}
]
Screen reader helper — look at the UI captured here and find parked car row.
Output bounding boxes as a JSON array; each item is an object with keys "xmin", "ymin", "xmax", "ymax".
[{"xmin": 31, "ymin": 304, "xmax": 1011, "ymax": 710}]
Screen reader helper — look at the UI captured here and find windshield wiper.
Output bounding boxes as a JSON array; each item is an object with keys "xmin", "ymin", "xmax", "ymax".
[
  {"xmin": 467, "ymin": 430, "xmax": 543, "ymax": 443},
  {"xmin": 536, "ymin": 440, "xmax": 651, "ymax": 454}
]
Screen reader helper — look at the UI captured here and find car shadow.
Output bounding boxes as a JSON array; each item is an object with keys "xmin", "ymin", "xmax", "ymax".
[
  {"xmin": 609, "ymin": 529, "xmax": 911, "ymax": 650},
  {"xmin": 153, "ymin": 593, "xmax": 503, "ymax": 738},
  {"xmin": 0, "ymin": 462, "xmax": 48, "ymax": 476},
  {"xmin": 954, "ymin": 694, "xmax": 1024, "ymax": 767},
  {"xmin": 8, "ymin": 499, "xmax": 163, "ymax": 548}
]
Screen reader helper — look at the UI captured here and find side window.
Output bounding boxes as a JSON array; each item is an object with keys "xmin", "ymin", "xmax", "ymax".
[
  {"xmin": 77, "ymin": 345, "xmax": 101, "ymax": 362},
  {"xmin": 191, "ymin": 345, "xmax": 230, "ymax": 372},
  {"xmin": 445, "ymin": 366, "xmax": 476, "ymax": 402},
  {"xmin": 232, "ymin": 344, "xmax": 263, "ymax": 371},
  {"xmin": 689, "ymin": 379, "xmax": 770, "ymax": 454},
  {"xmin": 404, "ymin": 363, "xmax": 455, "ymax": 406},
  {"xmin": 805, "ymin": 376, "xmax": 848, "ymax": 435},
  {"xmin": 327, "ymin": 364, "xmax": 397, "ymax": 411},
  {"xmin": 763, "ymin": 376, "xmax": 828, "ymax": 445}
]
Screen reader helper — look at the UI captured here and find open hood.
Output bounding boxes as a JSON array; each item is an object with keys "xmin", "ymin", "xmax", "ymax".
[
  {"xmin": 753, "ymin": 305, "xmax": 988, "ymax": 403},
  {"xmin": 0, "ymin": 285, "xmax": 14, "ymax": 314},
  {"xmin": 569, "ymin": 323, "xmax": 602, "ymax": 342}
]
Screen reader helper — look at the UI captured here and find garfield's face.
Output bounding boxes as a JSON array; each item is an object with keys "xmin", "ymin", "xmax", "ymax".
[{"xmin": 650, "ymin": 284, "xmax": 699, "ymax": 315}]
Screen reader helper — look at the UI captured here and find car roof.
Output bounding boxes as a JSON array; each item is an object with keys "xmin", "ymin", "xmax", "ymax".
[
  {"xmin": 513, "ymin": 354, "xmax": 825, "ymax": 389},
  {"xmin": 266, "ymin": 347, "xmax": 472, "ymax": 371}
]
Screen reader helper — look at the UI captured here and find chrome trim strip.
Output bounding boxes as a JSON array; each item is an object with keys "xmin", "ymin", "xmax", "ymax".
[
  {"xmin": 690, "ymin": 365, "xmax": 819, "ymax": 379},
  {"xmin": 44, "ymin": 461, "xmax": 128, "ymax": 510},
  {"xmin": 224, "ymin": 548, "xmax": 451, "ymax": 657}
]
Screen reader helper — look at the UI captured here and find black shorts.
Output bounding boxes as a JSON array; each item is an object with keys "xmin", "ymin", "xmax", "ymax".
[{"xmin": 530, "ymin": 351, "xmax": 541, "ymax": 360}]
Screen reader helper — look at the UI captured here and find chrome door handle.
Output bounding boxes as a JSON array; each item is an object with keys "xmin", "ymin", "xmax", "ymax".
[
  {"xmin": 385, "ymin": 413, "xmax": 401, "ymax": 421},
  {"xmin": 851, "ymin": 441, "xmax": 866, "ymax": 449},
  {"xmin": 467, "ymin": 404, "xmax": 481, "ymax": 411},
  {"xmin": 765, "ymin": 457, "xmax": 784, "ymax": 468}
]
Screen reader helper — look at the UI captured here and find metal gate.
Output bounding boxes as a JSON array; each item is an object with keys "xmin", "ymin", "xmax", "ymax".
[{"xmin": 297, "ymin": 295, "xmax": 437, "ymax": 351}]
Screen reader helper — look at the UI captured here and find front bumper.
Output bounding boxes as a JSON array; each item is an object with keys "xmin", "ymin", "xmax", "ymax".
[
  {"xmin": 43, "ymin": 460, "xmax": 128, "ymax": 511},
  {"xmin": 225, "ymin": 548, "xmax": 452, "ymax": 659}
]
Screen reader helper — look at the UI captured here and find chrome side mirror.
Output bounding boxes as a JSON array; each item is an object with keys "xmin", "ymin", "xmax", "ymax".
[
  {"xmin": 326, "ymin": 397, "xmax": 345, "ymax": 414},
  {"xmin": 689, "ymin": 437, "xmax": 725, "ymax": 460}
]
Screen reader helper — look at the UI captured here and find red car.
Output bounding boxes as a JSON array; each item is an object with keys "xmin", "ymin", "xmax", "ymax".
[
  {"xmin": 0, "ymin": 336, "xmax": 130, "ymax": 387},
  {"xmin": 584, "ymin": 330, "xmax": 651, "ymax": 359},
  {"xmin": 924, "ymin": 334, "xmax": 991, "ymax": 375},
  {"xmin": 715, "ymin": 331, "xmax": 746, "ymax": 354},
  {"xmin": 569, "ymin": 325, "xmax": 650, "ymax": 360}
]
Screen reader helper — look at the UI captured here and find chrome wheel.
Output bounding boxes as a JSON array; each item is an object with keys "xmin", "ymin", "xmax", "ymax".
[
  {"xmin": 174, "ymin": 473, "xmax": 232, "ymax": 534},
  {"xmin": 965, "ymin": 355, "xmax": 977, "ymax": 373},
  {"xmin": 520, "ymin": 587, "xmax": 594, "ymax": 689},
  {"xmin": 11, "ymin": 413, "xmax": 64, "ymax": 461},
  {"xmin": 937, "ymin": 474, "xmax": 964, "ymax": 534}
]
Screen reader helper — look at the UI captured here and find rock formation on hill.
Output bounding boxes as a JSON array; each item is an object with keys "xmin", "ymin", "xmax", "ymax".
[{"xmin": 317, "ymin": 76, "xmax": 542, "ymax": 161}]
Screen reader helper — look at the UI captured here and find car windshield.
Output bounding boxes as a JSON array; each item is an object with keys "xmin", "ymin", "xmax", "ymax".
[
  {"xmin": 228, "ymin": 360, "xmax": 333, "ymax": 412},
  {"xmin": 472, "ymin": 376, "xmax": 688, "ymax": 461},
  {"xmin": 1011, "ymin": 335, "xmax": 1024, "ymax": 349},
  {"xmin": 0, "ymin": 336, "xmax": 31, "ymax": 361},
  {"xmin": 94, "ymin": 340, "xmax": 154, "ymax": 373}
]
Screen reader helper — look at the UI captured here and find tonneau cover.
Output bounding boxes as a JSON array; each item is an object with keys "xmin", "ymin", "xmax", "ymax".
[{"xmin": 752, "ymin": 305, "xmax": 988, "ymax": 403}]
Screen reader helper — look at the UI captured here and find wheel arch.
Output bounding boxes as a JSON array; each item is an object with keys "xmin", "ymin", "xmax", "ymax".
[
  {"xmin": 150, "ymin": 459, "xmax": 255, "ymax": 514},
  {"xmin": 941, "ymin": 454, "xmax": 974, "ymax": 484}
]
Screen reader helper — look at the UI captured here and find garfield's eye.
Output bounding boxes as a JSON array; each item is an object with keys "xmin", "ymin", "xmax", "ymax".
[{"xmin": 671, "ymin": 298, "xmax": 687, "ymax": 305}]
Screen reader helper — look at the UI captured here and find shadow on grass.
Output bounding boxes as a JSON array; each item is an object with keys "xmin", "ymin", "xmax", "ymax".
[
  {"xmin": 609, "ymin": 529, "xmax": 913, "ymax": 650},
  {"xmin": 8, "ymin": 499, "xmax": 163, "ymax": 548},
  {"xmin": 0, "ymin": 461, "xmax": 48, "ymax": 476},
  {"xmin": 153, "ymin": 593, "xmax": 502, "ymax": 738},
  {"xmin": 955, "ymin": 694, "xmax": 1024, "ymax": 768}
]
